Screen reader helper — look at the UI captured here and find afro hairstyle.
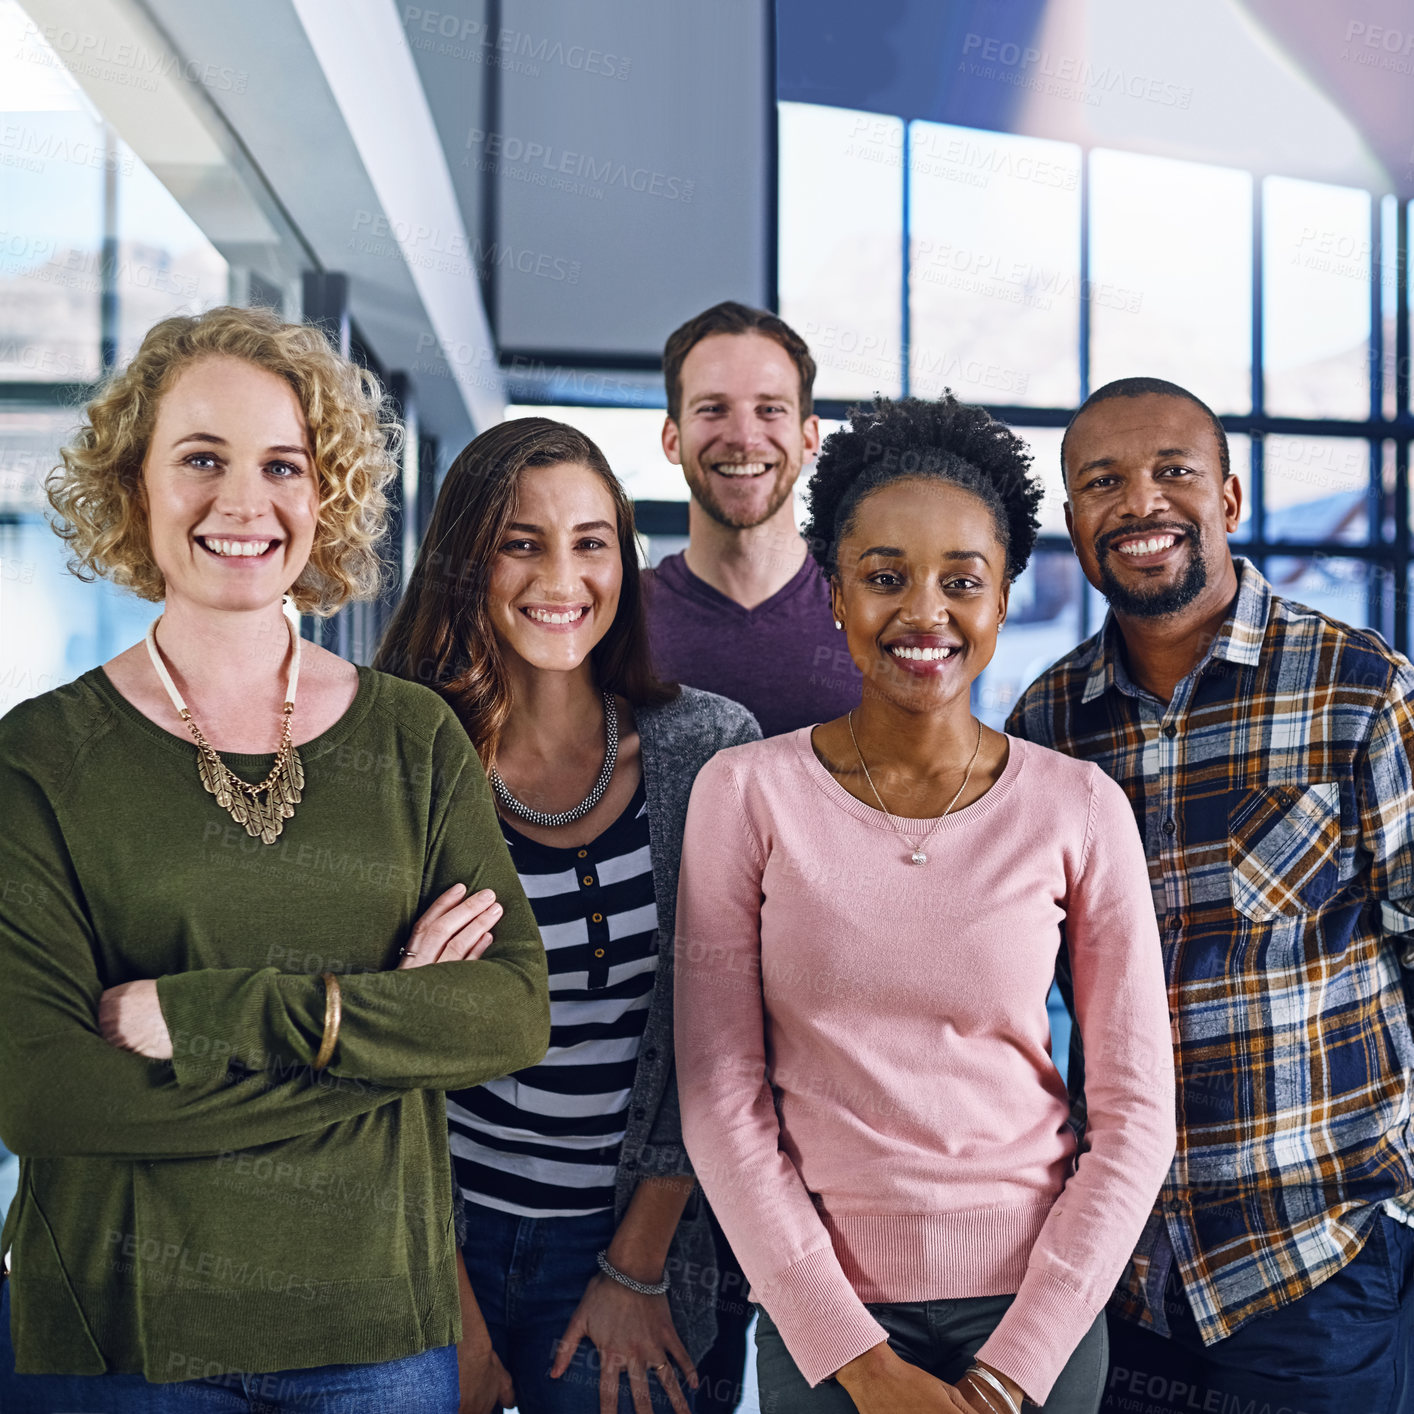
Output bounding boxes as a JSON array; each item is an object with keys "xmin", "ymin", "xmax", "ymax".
[{"xmin": 802, "ymin": 395, "xmax": 1043, "ymax": 583}]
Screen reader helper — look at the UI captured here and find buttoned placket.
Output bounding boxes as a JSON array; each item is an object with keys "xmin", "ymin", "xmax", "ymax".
[
  {"xmin": 577, "ymin": 845, "xmax": 612, "ymax": 989},
  {"xmin": 1112, "ymin": 659, "xmax": 1204, "ymax": 1333},
  {"xmin": 1067, "ymin": 569, "xmax": 1367, "ymax": 1342},
  {"xmin": 1114, "ymin": 671, "xmax": 1194, "ymax": 930}
]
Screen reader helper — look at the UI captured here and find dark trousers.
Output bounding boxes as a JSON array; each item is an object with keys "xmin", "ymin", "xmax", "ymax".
[
  {"xmin": 693, "ymin": 1207, "xmax": 753, "ymax": 1414},
  {"xmin": 755, "ymin": 1296, "xmax": 1107, "ymax": 1412},
  {"xmin": 1101, "ymin": 1212, "xmax": 1414, "ymax": 1414}
]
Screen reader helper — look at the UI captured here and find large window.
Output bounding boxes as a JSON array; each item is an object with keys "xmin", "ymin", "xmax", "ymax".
[
  {"xmin": 1263, "ymin": 177, "xmax": 1372, "ymax": 420},
  {"xmin": 1088, "ymin": 150, "xmax": 1252, "ymax": 413},
  {"xmin": 0, "ymin": 0, "xmax": 290, "ymax": 712},
  {"xmin": 0, "ymin": 6, "xmax": 232, "ymax": 709},
  {"xmin": 772, "ymin": 103, "xmax": 1411, "ymax": 724},
  {"xmin": 777, "ymin": 104, "xmax": 904, "ymax": 401},
  {"xmin": 492, "ymin": 106, "xmax": 1410, "ymax": 732},
  {"xmin": 909, "ymin": 122, "xmax": 1080, "ymax": 408}
]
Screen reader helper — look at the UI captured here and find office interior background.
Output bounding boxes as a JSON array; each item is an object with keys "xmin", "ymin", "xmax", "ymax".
[{"xmin": 1, "ymin": 0, "xmax": 1412, "ymax": 1373}]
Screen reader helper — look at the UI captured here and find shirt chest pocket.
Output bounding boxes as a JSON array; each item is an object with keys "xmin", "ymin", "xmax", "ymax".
[{"xmin": 1228, "ymin": 781, "xmax": 1341, "ymax": 922}]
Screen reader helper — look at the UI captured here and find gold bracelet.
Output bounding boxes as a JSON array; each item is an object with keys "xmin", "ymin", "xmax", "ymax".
[{"xmin": 313, "ymin": 972, "xmax": 342, "ymax": 1071}]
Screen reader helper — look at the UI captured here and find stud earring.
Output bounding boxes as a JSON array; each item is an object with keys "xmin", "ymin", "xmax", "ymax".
[{"xmin": 834, "ymin": 620, "xmax": 843, "ymax": 630}]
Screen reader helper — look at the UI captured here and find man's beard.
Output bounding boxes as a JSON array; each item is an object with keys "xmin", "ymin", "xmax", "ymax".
[
  {"xmin": 686, "ymin": 460, "xmax": 797, "ymax": 530},
  {"xmin": 1097, "ymin": 524, "xmax": 1208, "ymax": 618}
]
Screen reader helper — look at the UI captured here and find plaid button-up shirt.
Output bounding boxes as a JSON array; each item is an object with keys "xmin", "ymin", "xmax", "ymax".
[{"xmin": 1007, "ymin": 558, "xmax": 1414, "ymax": 1344}]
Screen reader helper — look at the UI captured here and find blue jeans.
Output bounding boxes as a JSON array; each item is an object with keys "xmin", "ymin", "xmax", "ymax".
[
  {"xmin": 1101, "ymin": 1211, "xmax": 1414, "ymax": 1414},
  {"xmin": 461, "ymin": 1199, "xmax": 696, "ymax": 1414},
  {"xmin": 0, "ymin": 1278, "xmax": 457, "ymax": 1413}
]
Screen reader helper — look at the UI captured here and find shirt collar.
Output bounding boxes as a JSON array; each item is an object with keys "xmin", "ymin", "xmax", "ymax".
[{"xmin": 1080, "ymin": 556, "xmax": 1270, "ymax": 705}]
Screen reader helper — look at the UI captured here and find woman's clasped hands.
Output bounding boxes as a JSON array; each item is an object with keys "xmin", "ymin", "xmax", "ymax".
[{"xmin": 836, "ymin": 1342, "xmax": 1028, "ymax": 1413}]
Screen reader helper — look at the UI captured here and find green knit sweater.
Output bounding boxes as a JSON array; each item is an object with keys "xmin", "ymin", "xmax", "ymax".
[{"xmin": 0, "ymin": 665, "xmax": 550, "ymax": 1381}]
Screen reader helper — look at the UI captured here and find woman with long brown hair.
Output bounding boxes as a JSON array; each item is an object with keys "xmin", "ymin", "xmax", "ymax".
[{"xmin": 376, "ymin": 417, "xmax": 759, "ymax": 1414}]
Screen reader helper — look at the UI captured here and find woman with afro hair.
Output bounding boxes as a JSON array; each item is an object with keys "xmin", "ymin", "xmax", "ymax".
[{"xmin": 674, "ymin": 396, "xmax": 1174, "ymax": 1413}]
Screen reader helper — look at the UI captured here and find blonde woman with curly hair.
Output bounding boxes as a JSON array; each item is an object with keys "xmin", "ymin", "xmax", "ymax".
[{"xmin": 0, "ymin": 306, "xmax": 550, "ymax": 1413}]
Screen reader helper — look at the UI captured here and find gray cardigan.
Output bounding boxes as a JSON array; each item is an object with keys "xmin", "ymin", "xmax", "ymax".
[
  {"xmin": 451, "ymin": 685, "xmax": 760, "ymax": 1361},
  {"xmin": 615, "ymin": 685, "xmax": 761, "ymax": 1361}
]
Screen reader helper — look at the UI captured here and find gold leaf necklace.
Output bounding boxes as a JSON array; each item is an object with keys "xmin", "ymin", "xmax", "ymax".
[{"xmin": 144, "ymin": 613, "xmax": 305, "ymax": 845}]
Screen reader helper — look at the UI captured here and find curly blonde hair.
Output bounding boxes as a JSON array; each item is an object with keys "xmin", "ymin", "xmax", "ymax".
[{"xmin": 46, "ymin": 305, "xmax": 401, "ymax": 614}]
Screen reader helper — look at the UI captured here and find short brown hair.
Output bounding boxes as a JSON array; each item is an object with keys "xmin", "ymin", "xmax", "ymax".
[
  {"xmin": 46, "ymin": 305, "xmax": 399, "ymax": 614},
  {"xmin": 662, "ymin": 300, "xmax": 816, "ymax": 423},
  {"xmin": 373, "ymin": 417, "xmax": 676, "ymax": 767}
]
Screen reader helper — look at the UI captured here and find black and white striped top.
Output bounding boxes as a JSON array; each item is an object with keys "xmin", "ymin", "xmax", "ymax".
[{"xmin": 447, "ymin": 778, "xmax": 658, "ymax": 1217}]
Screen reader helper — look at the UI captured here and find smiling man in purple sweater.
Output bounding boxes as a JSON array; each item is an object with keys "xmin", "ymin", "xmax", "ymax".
[
  {"xmin": 644, "ymin": 303, "xmax": 861, "ymax": 1412},
  {"xmin": 645, "ymin": 302, "xmax": 862, "ymax": 741}
]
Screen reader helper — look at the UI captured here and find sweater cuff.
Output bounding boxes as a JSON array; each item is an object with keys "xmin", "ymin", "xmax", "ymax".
[
  {"xmin": 158, "ymin": 969, "xmax": 237, "ymax": 1085},
  {"xmin": 974, "ymin": 1267, "xmax": 1102, "ymax": 1406},
  {"xmin": 157, "ymin": 967, "xmax": 313, "ymax": 1086},
  {"xmin": 759, "ymin": 1246, "xmax": 889, "ymax": 1388}
]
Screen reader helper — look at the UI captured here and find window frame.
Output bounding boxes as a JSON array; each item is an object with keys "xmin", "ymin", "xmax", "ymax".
[{"xmin": 521, "ymin": 129, "xmax": 1414, "ymax": 657}]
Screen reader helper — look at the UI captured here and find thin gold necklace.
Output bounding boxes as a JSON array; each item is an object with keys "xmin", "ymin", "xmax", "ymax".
[
  {"xmin": 145, "ymin": 613, "xmax": 305, "ymax": 845},
  {"xmin": 847, "ymin": 712, "xmax": 982, "ymax": 866}
]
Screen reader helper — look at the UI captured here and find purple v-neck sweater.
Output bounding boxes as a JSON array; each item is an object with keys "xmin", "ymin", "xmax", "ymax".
[{"xmin": 643, "ymin": 552, "xmax": 862, "ymax": 738}]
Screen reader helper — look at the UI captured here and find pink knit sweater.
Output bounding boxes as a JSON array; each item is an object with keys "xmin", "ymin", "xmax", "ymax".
[{"xmin": 674, "ymin": 730, "xmax": 1175, "ymax": 1403}]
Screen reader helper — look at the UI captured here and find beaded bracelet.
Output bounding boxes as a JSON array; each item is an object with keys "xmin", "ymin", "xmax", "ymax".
[{"xmin": 595, "ymin": 1249, "xmax": 670, "ymax": 1295}]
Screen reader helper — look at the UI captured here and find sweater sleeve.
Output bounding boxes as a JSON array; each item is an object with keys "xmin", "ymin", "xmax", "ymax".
[
  {"xmin": 675, "ymin": 752, "xmax": 889, "ymax": 1387},
  {"xmin": 642, "ymin": 703, "xmax": 766, "ymax": 1181},
  {"xmin": 155, "ymin": 720, "xmax": 550, "ymax": 1092},
  {"xmin": 974, "ymin": 765, "xmax": 1176, "ymax": 1403},
  {"xmin": 0, "ymin": 754, "xmax": 404, "ymax": 1162}
]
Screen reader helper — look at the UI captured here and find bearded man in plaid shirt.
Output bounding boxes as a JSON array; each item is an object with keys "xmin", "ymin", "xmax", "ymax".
[{"xmin": 1009, "ymin": 376, "xmax": 1414, "ymax": 1412}]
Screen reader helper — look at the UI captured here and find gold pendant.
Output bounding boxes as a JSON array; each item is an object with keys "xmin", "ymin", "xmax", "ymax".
[{"xmin": 195, "ymin": 743, "xmax": 304, "ymax": 844}]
